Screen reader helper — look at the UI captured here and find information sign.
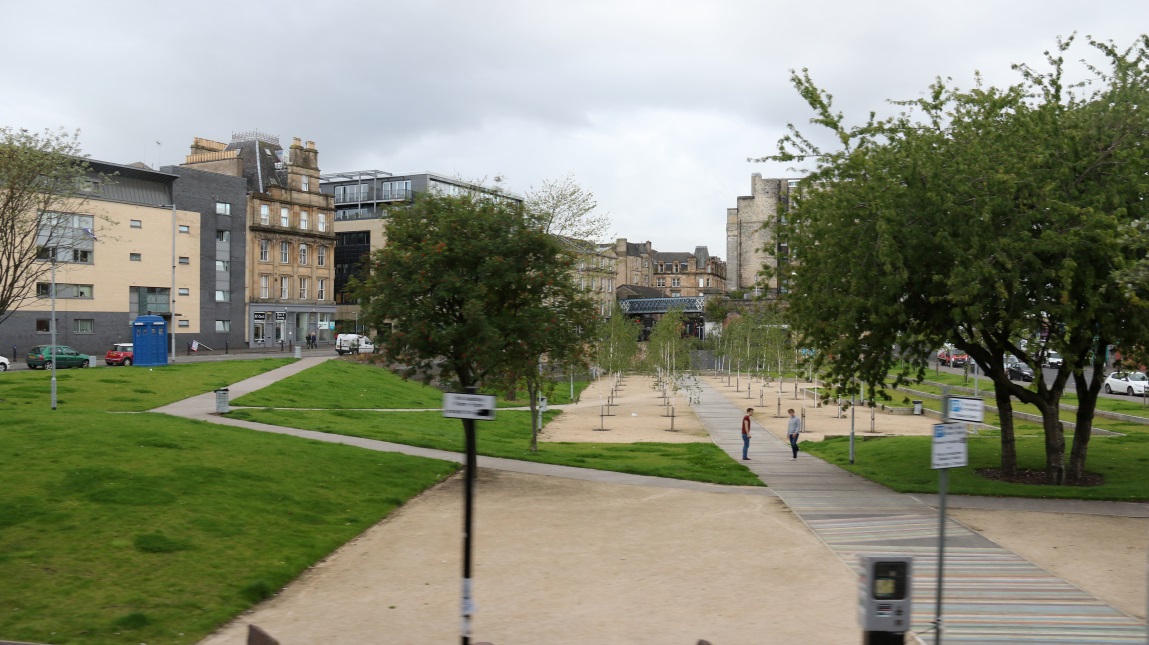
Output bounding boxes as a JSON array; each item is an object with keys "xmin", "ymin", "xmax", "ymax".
[
  {"xmin": 947, "ymin": 396, "xmax": 985, "ymax": 423},
  {"xmin": 931, "ymin": 423, "xmax": 968, "ymax": 469},
  {"xmin": 443, "ymin": 393, "xmax": 497, "ymax": 421}
]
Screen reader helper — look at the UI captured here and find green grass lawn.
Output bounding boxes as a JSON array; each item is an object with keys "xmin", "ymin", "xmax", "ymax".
[
  {"xmin": 230, "ymin": 359, "xmax": 591, "ymax": 409},
  {"xmin": 0, "ymin": 359, "xmax": 295, "ymax": 412},
  {"xmin": 0, "ymin": 358, "xmax": 456, "ymax": 643},
  {"xmin": 0, "ymin": 409, "xmax": 456, "ymax": 645},
  {"xmin": 801, "ymin": 431, "xmax": 1149, "ymax": 501},
  {"xmin": 228, "ymin": 407, "xmax": 762, "ymax": 486}
]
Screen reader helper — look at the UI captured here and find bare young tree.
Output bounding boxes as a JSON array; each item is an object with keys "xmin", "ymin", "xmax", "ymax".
[
  {"xmin": 0, "ymin": 127, "xmax": 97, "ymax": 327},
  {"xmin": 524, "ymin": 173, "xmax": 612, "ymax": 242}
]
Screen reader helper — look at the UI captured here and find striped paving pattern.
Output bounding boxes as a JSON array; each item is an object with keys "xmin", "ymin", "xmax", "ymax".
[{"xmin": 692, "ymin": 380, "xmax": 1147, "ymax": 643}]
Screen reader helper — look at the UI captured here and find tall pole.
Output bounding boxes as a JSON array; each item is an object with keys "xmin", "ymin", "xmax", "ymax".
[
  {"xmin": 461, "ymin": 385, "xmax": 478, "ymax": 644},
  {"xmin": 50, "ymin": 259, "xmax": 57, "ymax": 410},
  {"xmin": 936, "ymin": 386, "xmax": 950, "ymax": 645},
  {"xmin": 849, "ymin": 392, "xmax": 855, "ymax": 464},
  {"xmin": 170, "ymin": 202, "xmax": 177, "ymax": 363}
]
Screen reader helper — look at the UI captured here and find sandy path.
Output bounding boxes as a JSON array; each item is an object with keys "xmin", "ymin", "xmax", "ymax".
[{"xmin": 196, "ymin": 372, "xmax": 1148, "ymax": 643}]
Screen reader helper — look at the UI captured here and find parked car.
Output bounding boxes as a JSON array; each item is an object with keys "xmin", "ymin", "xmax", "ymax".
[
  {"xmin": 26, "ymin": 345, "xmax": 90, "ymax": 369},
  {"xmin": 1042, "ymin": 350, "xmax": 1064, "ymax": 368},
  {"xmin": 937, "ymin": 347, "xmax": 969, "ymax": 367},
  {"xmin": 1104, "ymin": 371, "xmax": 1148, "ymax": 396},
  {"xmin": 0, "ymin": 355, "xmax": 9, "ymax": 372},
  {"xmin": 104, "ymin": 342, "xmax": 135, "ymax": 366},
  {"xmin": 335, "ymin": 333, "xmax": 374, "ymax": 355},
  {"xmin": 1006, "ymin": 360, "xmax": 1034, "ymax": 382}
]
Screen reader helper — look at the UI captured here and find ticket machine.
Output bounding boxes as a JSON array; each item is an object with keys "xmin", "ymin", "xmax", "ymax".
[{"xmin": 858, "ymin": 554, "xmax": 912, "ymax": 644}]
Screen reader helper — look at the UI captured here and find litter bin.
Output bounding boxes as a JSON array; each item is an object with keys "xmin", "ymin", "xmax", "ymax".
[
  {"xmin": 215, "ymin": 388, "xmax": 229, "ymax": 414},
  {"xmin": 293, "ymin": 346, "xmax": 302, "ymax": 359},
  {"xmin": 912, "ymin": 400, "xmax": 923, "ymax": 415}
]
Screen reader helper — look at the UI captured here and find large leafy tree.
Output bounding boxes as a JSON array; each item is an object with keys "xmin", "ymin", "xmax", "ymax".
[
  {"xmin": 0, "ymin": 127, "xmax": 94, "ymax": 327},
  {"xmin": 764, "ymin": 35, "xmax": 1149, "ymax": 484},
  {"xmin": 355, "ymin": 191, "xmax": 598, "ymax": 450}
]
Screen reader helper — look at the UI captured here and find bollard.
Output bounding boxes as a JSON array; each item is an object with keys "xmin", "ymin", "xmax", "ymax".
[
  {"xmin": 225, "ymin": 341, "xmax": 229, "ymax": 355},
  {"xmin": 670, "ymin": 406, "xmax": 675, "ymax": 431},
  {"xmin": 871, "ymin": 404, "xmax": 876, "ymax": 433}
]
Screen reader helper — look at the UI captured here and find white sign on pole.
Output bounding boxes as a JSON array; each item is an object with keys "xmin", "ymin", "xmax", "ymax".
[
  {"xmin": 443, "ymin": 393, "xmax": 497, "ymax": 421},
  {"xmin": 931, "ymin": 423, "xmax": 968, "ymax": 469},
  {"xmin": 947, "ymin": 396, "xmax": 985, "ymax": 423}
]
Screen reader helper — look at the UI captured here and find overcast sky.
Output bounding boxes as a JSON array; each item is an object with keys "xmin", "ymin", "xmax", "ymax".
[{"xmin": 3, "ymin": 2, "xmax": 1147, "ymax": 257}]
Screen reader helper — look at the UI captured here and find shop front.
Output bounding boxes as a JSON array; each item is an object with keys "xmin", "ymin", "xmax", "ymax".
[{"xmin": 249, "ymin": 306, "xmax": 336, "ymax": 349}]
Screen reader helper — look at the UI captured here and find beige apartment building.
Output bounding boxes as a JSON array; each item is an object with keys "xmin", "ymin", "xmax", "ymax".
[
  {"xmin": 653, "ymin": 247, "xmax": 726, "ymax": 298},
  {"xmin": 182, "ymin": 132, "xmax": 336, "ymax": 347},
  {"xmin": 1, "ymin": 160, "xmax": 205, "ymax": 358}
]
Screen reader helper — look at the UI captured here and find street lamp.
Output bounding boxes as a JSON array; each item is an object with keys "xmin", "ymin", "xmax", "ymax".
[{"xmin": 50, "ymin": 256, "xmax": 57, "ymax": 410}]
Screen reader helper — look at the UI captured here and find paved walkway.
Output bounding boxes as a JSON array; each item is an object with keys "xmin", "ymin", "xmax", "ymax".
[
  {"xmin": 693, "ymin": 379, "xmax": 1148, "ymax": 644},
  {"xmin": 159, "ymin": 359, "xmax": 1149, "ymax": 643}
]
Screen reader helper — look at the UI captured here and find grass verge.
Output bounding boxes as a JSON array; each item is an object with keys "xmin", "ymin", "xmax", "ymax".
[
  {"xmin": 0, "ymin": 410, "xmax": 456, "ymax": 645},
  {"xmin": 228, "ymin": 407, "xmax": 762, "ymax": 486},
  {"xmin": 230, "ymin": 359, "xmax": 591, "ymax": 409},
  {"xmin": 801, "ymin": 432, "xmax": 1149, "ymax": 501},
  {"xmin": 0, "ymin": 358, "xmax": 295, "ymax": 412}
]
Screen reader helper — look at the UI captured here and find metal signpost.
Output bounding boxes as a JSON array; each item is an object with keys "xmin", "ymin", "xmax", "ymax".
[
  {"xmin": 443, "ymin": 391, "xmax": 496, "ymax": 644},
  {"xmin": 931, "ymin": 390, "xmax": 978, "ymax": 645}
]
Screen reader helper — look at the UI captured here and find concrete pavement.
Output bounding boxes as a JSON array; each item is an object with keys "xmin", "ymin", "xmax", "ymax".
[{"xmin": 158, "ymin": 358, "xmax": 1149, "ymax": 643}]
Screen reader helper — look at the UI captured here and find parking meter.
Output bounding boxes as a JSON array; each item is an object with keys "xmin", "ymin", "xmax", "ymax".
[{"xmin": 858, "ymin": 554, "xmax": 912, "ymax": 644}]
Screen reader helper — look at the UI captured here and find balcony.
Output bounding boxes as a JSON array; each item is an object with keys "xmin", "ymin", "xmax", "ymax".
[{"xmin": 333, "ymin": 189, "xmax": 412, "ymax": 205}]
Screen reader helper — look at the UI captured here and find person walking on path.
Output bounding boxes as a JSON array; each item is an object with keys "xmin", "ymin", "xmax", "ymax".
[
  {"xmin": 787, "ymin": 408, "xmax": 801, "ymax": 460},
  {"xmin": 741, "ymin": 408, "xmax": 753, "ymax": 460}
]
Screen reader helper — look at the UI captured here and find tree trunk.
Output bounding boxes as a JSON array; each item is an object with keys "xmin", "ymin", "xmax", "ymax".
[
  {"xmin": 993, "ymin": 386, "xmax": 1017, "ymax": 477},
  {"xmin": 1036, "ymin": 400, "xmax": 1066, "ymax": 485},
  {"xmin": 527, "ymin": 378, "xmax": 540, "ymax": 453},
  {"xmin": 1067, "ymin": 368, "xmax": 1102, "ymax": 483}
]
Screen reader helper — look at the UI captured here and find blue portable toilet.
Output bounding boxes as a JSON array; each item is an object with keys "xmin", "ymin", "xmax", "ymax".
[{"xmin": 132, "ymin": 315, "xmax": 169, "ymax": 366}]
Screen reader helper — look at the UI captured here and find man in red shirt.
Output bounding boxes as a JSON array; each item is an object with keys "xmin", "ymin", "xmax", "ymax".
[{"xmin": 741, "ymin": 408, "xmax": 753, "ymax": 460}]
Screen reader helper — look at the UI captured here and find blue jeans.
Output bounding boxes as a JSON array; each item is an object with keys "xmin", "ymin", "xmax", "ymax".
[
  {"xmin": 742, "ymin": 434, "xmax": 750, "ymax": 459},
  {"xmin": 789, "ymin": 434, "xmax": 799, "ymax": 458}
]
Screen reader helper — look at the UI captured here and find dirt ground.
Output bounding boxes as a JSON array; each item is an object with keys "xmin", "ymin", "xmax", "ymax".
[{"xmin": 197, "ymin": 373, "xmax": 1147, "ymax": 644}]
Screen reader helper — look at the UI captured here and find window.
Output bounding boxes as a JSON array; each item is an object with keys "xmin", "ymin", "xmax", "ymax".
[
  {"xmin": 280, "ymin": 277, "xmax": 290, "ymax": 299},
  {"xmin": 178, "ymin": 287, "xmax": 190, "ymax": 296},
  {"xmin": 260, "ymin": 204, "xmax": 270, "ymax": 225},
  {"xmin": 216, "ymin": 202, "xmax": 231, "ymax": 215},
  {"xmin": 215, "ymin": 320, "xmax": 231, "ymax": 332},
  {"xmin": 260, "ymin": 275, "xmax": 269, "ymax": 298},
  {"xmin": 129, "ymin": 286, "xmax": 170, "ymax": 316},
  {"xmin": 179, "ymin": 256, "xmax": 190, "ymax": 265},
  {"xmin": 698, "ymin": 278, "xmax": 704, "ymax": 288},
  {"xmin": 280, "ymin": 207, "xmax": 289, "ymax": 227},
  {"xmin": 178, "ymin": 319, "xmax": 190, "ymax": 328},
  {"xmin": 130, "ymin": 219, "xmax": 142, "ymax": 228},
  {"xmin": 260, "ymin": 239, "xmax": 269, "ymax": 262},
  {"xmin": 299, "ymin": 243, "xmax": 308, "ymax": 265},
  {"xmin": 36, "ymin": 319, "xmax": 51, "ymax": 333},
  {"xmin": 656, "ymin": 277, "xmax": 665, "ymax": 287},
  {"xmin": 318, "ymin": 278, "xmax": 327, "ymax": 300},
  {"xmin": 643, "ymin": 259, "xmax": 649, "ymax": 268},
  {"xmin": 216, "ymin": 260, "xmax": 229, "ymax": 272},
  {"xmin": 216, "ymin": 230, "xmax": 230, "ymax": 243},
  {"xmin": 215, "ymin": 290, "xmax": 230, "ymax": 302},
  {"xmin": 302, "ymin": 175, "xmax": 310, "ymax": 192},
  {"xmin": 317, "ymin": 245, "xmax": 326, "ymax": 266},
  {"xmin": 299, "ymin": 210, "xmax": 308, "ymax": 230},
  {"xmin": 280, "ymin": 242, "xmax": 289, "ymax": 263},
  {"xmin": 179, "ymin": 225, "xmax": 190, "ymax": 234},
  {"xmin": 318, "ymin": 213, "xmax": 327, "ymax": 232},
  {"xmin": 130, "ymin": 253, "xmax": 141, "ymax": 261},
  {"xmin": 672, "ymin": 277, "xmax": 681, "ymax": 287},
  {"xmin": 657, "ymin": 263, "xmax": 664, "ymax": 272},
  {"xmin": 37, "ymin": 283, "xmax": 92, "ymax": 298},
  {"xmin": 299, "ymin": 277, "xmax": 309, "ymax": 300},
  {"xmin": 633, "ymin": 273, "xmax": 638, "ymax": 283},
  {"xmin": 73, "ymin": 319, "xmax": 93, "ymax": 334}
]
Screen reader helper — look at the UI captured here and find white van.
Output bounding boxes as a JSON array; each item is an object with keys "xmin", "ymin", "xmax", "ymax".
[{"xmin": 335, "ymin": 334, "xmax": 374, "ymax": 355}]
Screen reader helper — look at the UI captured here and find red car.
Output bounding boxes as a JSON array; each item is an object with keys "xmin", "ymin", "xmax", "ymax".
[
  {"xmin": 937, "ymin": 348, "xmax": 969, "ymax": 367},
  {"xmin": 105, "ymin": 342, "xmax": 134, "ymax": 366}
]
